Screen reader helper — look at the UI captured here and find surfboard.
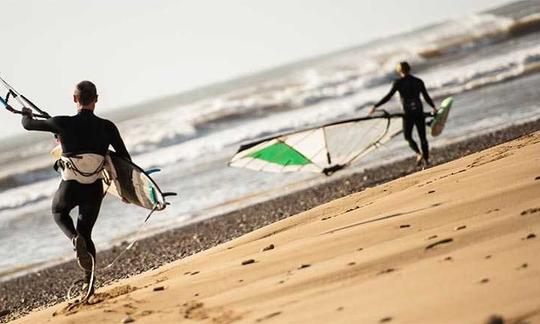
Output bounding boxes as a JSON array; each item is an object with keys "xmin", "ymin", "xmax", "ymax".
[
  {"xmin": 431, "ymin": 97, "xmax": 453, "ymax": 137},
  {"xmin": 50, "ymin": 146, "xmax": 169, "ymax": 211}
]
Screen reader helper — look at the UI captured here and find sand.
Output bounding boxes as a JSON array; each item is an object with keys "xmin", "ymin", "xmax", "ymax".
[{"xmin": 10, "ymin": 132, "xmax": 540, "ymax": 323}]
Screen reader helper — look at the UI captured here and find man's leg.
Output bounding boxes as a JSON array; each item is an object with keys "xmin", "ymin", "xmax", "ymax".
[
  {"xmin": 76, "ymin": 181, "xmax": 103, "ymax": 265},
  {"xmin": 403, "ymin": 116, "xmax": 421, "ymax": 155},
  {"xmin": 52, "ymin": 181, "xmax": 78, "ymax": 240},
  {"xmin": 414, "ymin": 114, "xmax": 429, "ymax": 162}
]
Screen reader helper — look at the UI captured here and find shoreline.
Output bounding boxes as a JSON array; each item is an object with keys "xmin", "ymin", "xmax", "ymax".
[{"xmin": 1, "ymin": 118, "xmax": 540, "ymax": 322}]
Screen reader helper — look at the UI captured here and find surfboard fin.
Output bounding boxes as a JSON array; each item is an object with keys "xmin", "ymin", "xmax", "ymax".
[
  {"xmin": 163, "ymin": 192, "xmax": 178, "ymax": 197},
  {"xmin": 145, "ymin": 168, "xmax": 162, "ymax": 175}
]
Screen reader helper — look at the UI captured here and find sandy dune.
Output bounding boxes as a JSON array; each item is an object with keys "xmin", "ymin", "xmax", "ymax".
[{"xmin": 13, "ymin": 132, "xmax": 540, "ymax": 324}]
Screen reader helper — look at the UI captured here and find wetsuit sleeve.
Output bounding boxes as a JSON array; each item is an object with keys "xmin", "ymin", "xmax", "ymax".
[
  {"xmin": 374, "ymin": 81, "xmax": 398, "ymax": 108},
  {"xmin": 21, "ymin": 116, "xmax": 63, "ymax": 134},
  {"xmin": 108, "ymin": 122, "xmax": 131, "ymax": 161},
  {"xmin": 420, "ymin": 81, "xmax": 435, "ymax": 108}
]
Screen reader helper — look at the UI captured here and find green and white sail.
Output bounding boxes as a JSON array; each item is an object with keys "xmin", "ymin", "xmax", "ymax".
[{"xmin": 229, "ymin": 113, "xmax": 403, "ymax": 175}]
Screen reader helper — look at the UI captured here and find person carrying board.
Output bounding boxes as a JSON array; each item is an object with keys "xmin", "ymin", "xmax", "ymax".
[
  {"xmin": 369, "ymin": 61, "xmax": 437, "ymax": 166},
  {"xmin": 21, "ymin": 81, "xmax": 131, "ymax": 295}
]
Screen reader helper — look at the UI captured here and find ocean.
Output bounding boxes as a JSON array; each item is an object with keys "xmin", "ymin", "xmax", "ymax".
[{"xmin": 1, "ymin": 0, "xmax": 540, "ymax": 280}]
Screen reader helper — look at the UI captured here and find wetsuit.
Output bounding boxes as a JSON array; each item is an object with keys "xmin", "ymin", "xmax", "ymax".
[
  {"xmin": 22, "ymin": 109, "xmax": 130, "ymax": 265},
  {"xmin": 374, "ymin": 74, "xmax": 435, "ymax": 161}
]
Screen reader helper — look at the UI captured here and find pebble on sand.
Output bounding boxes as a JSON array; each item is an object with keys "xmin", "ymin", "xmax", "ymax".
[
  {"xmin": 0, "ymin": 309, "xmax": 10, "ymax": 318},
  {"xmin": 153, "ymin": 286, "xmax": 165, "ymax": 292},
  {"xmin": 455, "ymin": 225, "xmax": 467, "ymax": 231},
  {"xmin": 298, "ymin": 264, "xmax": 311, "ymax": 270}
]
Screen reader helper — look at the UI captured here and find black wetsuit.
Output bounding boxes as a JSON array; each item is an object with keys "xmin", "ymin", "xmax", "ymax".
[
  {"xmin": 374, "ymin": 74, "xmax": 435, "ymax": 161},
  {"xmin": 22, "ymin": 109, "xmax": 130, "ymax": 263}
]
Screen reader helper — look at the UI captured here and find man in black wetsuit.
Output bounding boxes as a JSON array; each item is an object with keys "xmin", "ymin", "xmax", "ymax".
[
  {"xmin": 21, "ymin": 81, "xmax": 130, "ymax": 290},
  {"xmin": 369, "ymin": 62, "xmax": 437, "ymax": 165}
]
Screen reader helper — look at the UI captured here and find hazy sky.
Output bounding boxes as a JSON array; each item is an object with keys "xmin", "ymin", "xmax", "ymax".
[{"xmin": 0, "ymin": 0, "xmax": 512, "ymax": 139}]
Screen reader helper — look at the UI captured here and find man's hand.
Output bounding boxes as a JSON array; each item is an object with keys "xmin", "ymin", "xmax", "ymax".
[
  {"xmin": 368, "ymin": 106, "xmax": 377, "ymax": 116},
  {"xmin": 21, "ymin": 107, "xmax": 34, "ymax": 118},
  {"xmin": 431, "ymin": 106, "xmax": 438, "ymax": 115}
]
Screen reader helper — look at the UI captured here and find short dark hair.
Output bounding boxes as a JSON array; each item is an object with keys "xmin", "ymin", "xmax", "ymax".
[
  {"xmin": 75, "ymin": 81, "xmax": 97, "ymax": 106},
  {"xmin": 396, "ymin": 61, "xmax": 411, "ymax": 74}
]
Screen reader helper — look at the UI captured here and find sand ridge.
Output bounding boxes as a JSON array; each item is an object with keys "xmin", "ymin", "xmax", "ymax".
[{"xmin": 12, "ymin": 132, "xmax": 540, "ymax": 323}]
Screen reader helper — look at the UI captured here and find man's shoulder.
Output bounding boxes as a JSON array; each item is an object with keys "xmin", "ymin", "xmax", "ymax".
[
  {"xmin": 409, "ymin": 74, "xmax": 424, "ymax": 83},
  {"xmin": 51, "ymin": 115, "xmax": 72, "ymax": 122},
  {"xmin": 92, "ymin": 114, "xmax": 115, "ymax": 126}
]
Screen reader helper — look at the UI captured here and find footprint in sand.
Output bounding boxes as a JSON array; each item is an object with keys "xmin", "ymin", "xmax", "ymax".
[
  {"xmin": 516, "ymin": 263, "xmax": 528, "ymax": 270},
  {"xmin": 345, "ymin": 206, "xmax": 360, "ymax": 213},
  {"xmin": 261, "ymin": 244, "xmax": 275, "ymax": 252},
  {"xmin": 181, "ymin": 301, "xmax": 208, "ymax": 320},
  {"xmin": 425, "ymin": 238, "xmax": 453, "ymax": 250},
  {"xmin": 255, "ymin": 311, "xmax": 282, "ymax": 322},
  {"xmin": 242, "ymin": 259, "xmax": 256, "ymax": 266},
  {"xmin": 521, "ymin": 233, "xmax": 536, "ymax": 240},
  {"xmin": 378, "ymin": 268, "xmax": 396, "ymax": 275},
  {"xmin": 484, "ymin": 315, "xmax": 504, "ymax": 324},
  {"xmin": 520, "ymin": 208, "xmax": 540, "ymax": 216}
]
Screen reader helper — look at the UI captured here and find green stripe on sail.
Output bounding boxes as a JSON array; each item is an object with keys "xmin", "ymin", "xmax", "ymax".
[{"xmin": 249, "ymin": 142, "xmax": 311, "ymax": 166}]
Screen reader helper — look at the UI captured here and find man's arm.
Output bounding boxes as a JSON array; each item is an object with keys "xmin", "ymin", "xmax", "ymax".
[
  {"xmin": 108, "ymin": 122, "xmax": 131, "ymax": 161},
  {"xmin": 420, "ymin": 81, "xmax": 436, "ymax": 110},
  {"xmin": 369, "ymin": 81, "xmax": 397, "ymax": 115},
  {"xmin": 21, "ymin": 108, "xmax": 62, "ymax": 133}
]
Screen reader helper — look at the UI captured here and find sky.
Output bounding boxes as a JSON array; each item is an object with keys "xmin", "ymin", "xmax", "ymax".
[{"xmin": 0, "ymin": 0, "xmax": 513, "ymax": 139}]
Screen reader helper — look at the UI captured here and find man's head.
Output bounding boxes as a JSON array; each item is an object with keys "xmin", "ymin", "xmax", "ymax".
[
  {"xmin": 395, "ymin": 61, "xmax": 411, "ymax": 77},
  {"xmin": 73, "ymin": 80, "xmax": 98, "ymax": 110}
]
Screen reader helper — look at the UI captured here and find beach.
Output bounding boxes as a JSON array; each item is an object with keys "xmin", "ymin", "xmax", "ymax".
[
  {"xmin": 2, "ymin": 1, "xmax": 540, "ymax": 322},
  {"xmin": 1, "ymin": 121, "xmax": 539, "ymax": 323},
  {"xmin": 8, "ymin": 126, "xmax": 540, "ymax": 324}
]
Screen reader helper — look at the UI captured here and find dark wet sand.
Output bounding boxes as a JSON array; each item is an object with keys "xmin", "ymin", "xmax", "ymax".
[{"xmin": 1, "ymin": 118, "xmax": 540, "ymax": 322}]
